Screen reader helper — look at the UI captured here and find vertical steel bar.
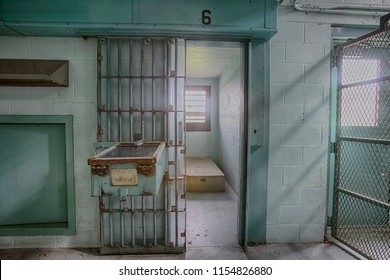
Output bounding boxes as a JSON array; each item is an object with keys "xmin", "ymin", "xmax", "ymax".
[
  {"xmin": 108, "ymin": 195, "xmax": 114, "ymax": 247},
  {"xmin": 165, "ymin": 40, "xmax": 171, "ymax": 246},
  {"xmin": 153, "ymin": 195, "xmax": 157, "ymax": 246},
  {"xmin": 131, "ymin": 196, "xmax": 135, "ymax": 246},
  {"xmin": 164, "ymin": 181, "xmax": 168, "ymax": 246},
  {"xmin": 333, "ymin": 48, "xmax": 344, "ymax": 237},
  {"xmin": 100, "ymin": 196, "xmax": 105, "ymax": 248},
  {"xmin": 118, "ymin": 39, "xmax": 122, "ymax": 142},
  {"xmin": 120, "ymin": 199, "xmax": 125, "ymax": 247},
  {"xmin": 129, "ymin": 40, "xmax": 134, "ymax": 142},
  {"xmin": 174, "ymin": 39, "xmax": 179, "ymax": 247},
  {"xmin": 327, "ymin": 61, "xmax": 338, "ymax": 225},
  {"xmin": 97, "ymin": 40, "xmax": 102, "ymax": 142},
  {"xmin": 164, "ymin": 40, "xmax": 168, "ymax": 143},
  {"xmin": 106, "ymin": 39, "xmax": 111, "ymax": 141},
  {"xmin": 141, "ymin": 40, "xmax": 145, "ymax": 140},
  {"xmin": 152, "ymin": 40, "xmax": 156, "ymax": 140},
  {"xmin": 142, "ymin": 196, "xmax": 146, "ymax": 246}
]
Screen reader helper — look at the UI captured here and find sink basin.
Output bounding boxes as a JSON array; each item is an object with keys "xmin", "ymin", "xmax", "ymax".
[{"xmin": 88, "ymin": 142, "xmax": 167, "ymax": 196}]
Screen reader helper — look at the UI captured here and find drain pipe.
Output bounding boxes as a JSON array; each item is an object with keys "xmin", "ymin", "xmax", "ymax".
[{"xmin": 292, "ymin": 0, "xmax": 390, "ymax": 17}]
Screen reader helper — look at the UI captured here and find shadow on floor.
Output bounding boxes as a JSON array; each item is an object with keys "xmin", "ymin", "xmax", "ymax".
[
  {"xmin": 0, "ymin": 241, "xmax": 357, "ymax": 260},
  {"xmin": 0, "ymin": 182, "xmax": 357, "ymax": 260}
]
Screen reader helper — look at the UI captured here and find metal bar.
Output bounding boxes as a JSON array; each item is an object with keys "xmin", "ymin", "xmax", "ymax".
[
  {"xmin": 108, "ymin": 195, "xmax": 114, "ymax": 247},
  {"xmin": 340, "ymin": 75, "xmax": 390, "ymax": 89},
  {"xmin": 332, "ymin": 47, "xmax": 344, "ymax": 237},
  {"xmin": 99, "ymin": 109, "xmax": 182, "ymax": 113},
  {"xmin": 106, "ymin": 39, "xmax": 111, "ymax": 141},
  {"xmin": 174, "ymin": 39, "xmax": 179, "ymax": 248},
  {"xmin": 120, "ymin": 198, "xmax": 125, "ymax": 247},
  {"xmin": 337, "ymin": 187, "xmax": 390, "ymax": 209},
  {"xmin": 131, "ymin": 196, "xmax": 135, "ymax": 246},
  {"xmin": 327, "ymin": 62, "xmax": 338, "ymax": 223},
  {"xmin": 99, "ymin": 75, "xmax": 185, "ymax": 79},
  {"xmin": 141, "ymin": 41, "xmax": 145, "ymax": 140},
  {"xmin": 339, "ymin": 136, "xmax": 390, "ymax": 145},
  {"xmin": 153, "ymin": 195, "xmax": 157, "ymax": 246},
  {"xmin": 118, "ymin": 39, "xmax": 122, "ymax": 142},
  {"xmin": 99, "ymin": 196, "xmax": 105, "ymax": 248},
  {"xmin": 164, "ymin": 40, "xmax": 169, "ymax": 144},
  {"xmin": 152, "ymin": 40, "xmax": 156, "ymax": 141},
  {"xmin": 100, "ymin": 208, "xmax": 182, "ymax": 214},
  {"xmin": 164, "ymin": 181, "xmax": 168, "ymax": 246},
  {"xmin": 97, "ymin": 40, "xmax": 102, "ymax": 142},
  {"xmin": 142, "ymin": 196, "xmax": 146, "ymax": 246},
  {"xmin": 129, "ymin": 40, "xmax": 134, "ymax": 142}
]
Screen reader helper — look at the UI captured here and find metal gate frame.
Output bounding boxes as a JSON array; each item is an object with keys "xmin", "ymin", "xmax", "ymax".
[
  {"xmin": 331, "ymin": 14, "xmax": 390, "ymax": 260},
  {"xmin": 95, "ymin": 38, "xmax": 186, "ymax": 254}
]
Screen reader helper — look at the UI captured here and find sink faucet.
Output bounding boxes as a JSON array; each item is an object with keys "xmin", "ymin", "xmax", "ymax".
[{"xmin": 135, "ymin": 139, "xmax": 144, "ymax": 147}]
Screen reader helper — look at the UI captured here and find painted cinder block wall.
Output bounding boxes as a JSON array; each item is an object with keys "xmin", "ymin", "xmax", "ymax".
[
  {"xmin": 0, "ymin": 37, "xmax": 99, "ymax": 248},
  {"xmin": 218, "ymin": 54, "xmax": 244, "ymax": 195},
  {"xmin": 266, "ymin": 2, "xmax": 384, "ymax": 242}
]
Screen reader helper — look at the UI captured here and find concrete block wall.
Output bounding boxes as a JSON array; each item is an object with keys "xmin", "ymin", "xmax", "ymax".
[
  {"xmin": 218, "ymin": 54, "xmax": 243, "ymax": 194},
  {"xmin": 0, "ymin": 37, "xmax": 98, "ymax": 248},
  {"xmin": 267, "ymin": 4, "xmax": 383, "ymax": 242}
]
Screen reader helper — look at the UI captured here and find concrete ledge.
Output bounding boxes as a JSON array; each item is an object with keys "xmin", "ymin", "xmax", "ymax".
[{"xmin": 185, "ymin": 158, "xmax": 225, "ymax": 192}]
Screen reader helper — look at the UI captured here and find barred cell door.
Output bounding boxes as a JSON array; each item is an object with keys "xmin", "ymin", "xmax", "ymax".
[
  {"xmin": 332, "ymin": 15, "xmax": 390, "ymax": 260},
  {"xmin": 95, "ymin": 38, "xmax": 186, "ymax": 254}
]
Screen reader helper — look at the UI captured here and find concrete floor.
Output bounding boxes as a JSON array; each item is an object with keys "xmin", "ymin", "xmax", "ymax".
[{"xmin": 0, "ymin": 182, "xmax": 357, "ymax": 260}]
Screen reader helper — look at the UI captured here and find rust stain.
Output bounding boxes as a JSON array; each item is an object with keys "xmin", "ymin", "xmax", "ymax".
[
  {"xmin": 137, "ymin": 164, "xmax": 156, "ymax": 176},
  {"xmin": 91, "ymin": 165, "xmax": 110, "ymax": 176}
]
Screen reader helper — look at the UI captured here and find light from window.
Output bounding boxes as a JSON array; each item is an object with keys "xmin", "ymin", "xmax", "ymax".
[
  {"xmin": 186, "ymin": 90, "xmax": 206, "ymax": 123},
  {"xmin": 185, "ymin": 86, "xmax": 210, "ymax": 131}
]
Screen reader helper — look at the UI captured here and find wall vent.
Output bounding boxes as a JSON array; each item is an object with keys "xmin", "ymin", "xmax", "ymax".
[{"xmin": 0, "ymin": 59, "xmax": 68, "ymax": 87}]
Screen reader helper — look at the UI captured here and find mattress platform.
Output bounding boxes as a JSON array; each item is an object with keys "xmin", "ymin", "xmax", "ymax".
[{"xmin": 185, "ymin": 158, "xmax": 225, "ymax": 192}]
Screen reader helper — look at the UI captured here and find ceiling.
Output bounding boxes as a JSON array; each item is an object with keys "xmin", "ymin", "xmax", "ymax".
[{"xmin": 186, "ymin": 41, "xmax": 241, "ymax": 79}]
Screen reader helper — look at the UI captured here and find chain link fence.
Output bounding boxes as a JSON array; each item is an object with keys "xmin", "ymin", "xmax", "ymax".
[{"xmin": 333, "ymin": 14, "xmax": 390, "ymax": 260}]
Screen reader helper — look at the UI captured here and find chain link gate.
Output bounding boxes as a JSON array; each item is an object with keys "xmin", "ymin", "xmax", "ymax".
[
  {"xmin": 93, "ymin": 38, "xmax": 186, "ymax": 254},
  {"xmin": 332, "ymin": 14, "xmax": 390, "ymax": 260}
]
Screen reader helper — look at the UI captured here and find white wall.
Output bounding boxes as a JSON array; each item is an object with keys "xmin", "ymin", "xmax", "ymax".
[
  {"xmin": 185, "ymin": 78, "xmax": 219, "ymax": 162},
  {"xmin": 0, "ymin": 37, "xmax": 98, "ymax": 248},
  {"xmin": 267, "ymin": 4, "xmax": 384, "ymax": 242},
  {"xmin": 218, "ymin": 54, "xmax": 244, "ymax": 194}
]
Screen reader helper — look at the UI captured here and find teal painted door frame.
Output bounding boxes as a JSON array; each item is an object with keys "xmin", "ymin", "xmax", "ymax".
[
  {"xmin": 244, "ymin": 40, "xmax": 270, "ymax": 247},
  {"xmin": 327, "ymin": 51, "xmax": 339, "ymax": 225},
  {"xmin": 0, "ymin": 0, "xmax": 277, "ymax": 39}
]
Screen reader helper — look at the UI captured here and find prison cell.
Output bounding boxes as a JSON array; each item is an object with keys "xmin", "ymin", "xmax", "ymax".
[
  {"xmin": 333, "ymin": 14, "xmax": 390, "ymax": 260},
  {"xmin": 93, "ymin": 38, "xmax": 186, "ymax": 254}
]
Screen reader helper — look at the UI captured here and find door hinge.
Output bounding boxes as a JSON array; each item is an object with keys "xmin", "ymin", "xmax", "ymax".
[{"xmin": 330, "ymin": 142, "xmax": 337, "ymax": 154}]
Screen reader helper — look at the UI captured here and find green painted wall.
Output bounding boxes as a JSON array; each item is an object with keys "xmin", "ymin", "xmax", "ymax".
[
  {"xmin": 0, "ymin": 115, "xmax": 75, "ymax": 236},
  {"xmin": 0, "ymin": 0, "xmax": 277, "ymax": 39}
]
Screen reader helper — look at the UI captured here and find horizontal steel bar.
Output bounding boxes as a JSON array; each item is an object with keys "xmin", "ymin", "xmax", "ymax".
[
  {"xmin": 100, "ymin": 244, "xmax": 185, "ymax": 255},
  {"xmin": 340, "ymin": 75, "xmax": 390, "ymax": 89},
  {"xmin": 98, "ymin": 108, "xmax": 184, "ymax": 113},
  {"xmin": 99, "ymin": 75, "xmax": 185, "ymax": 79},
  {"xmin": 101, "ymin": 209, "xmax": 185, "ymax": 213},
  {"xmin": 337, "ymin": 187, "xmax": 390, "ymax": 209},
  {"xmin": 339, "ymin": 136, "xmax": 390, "ymax": 145}
]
